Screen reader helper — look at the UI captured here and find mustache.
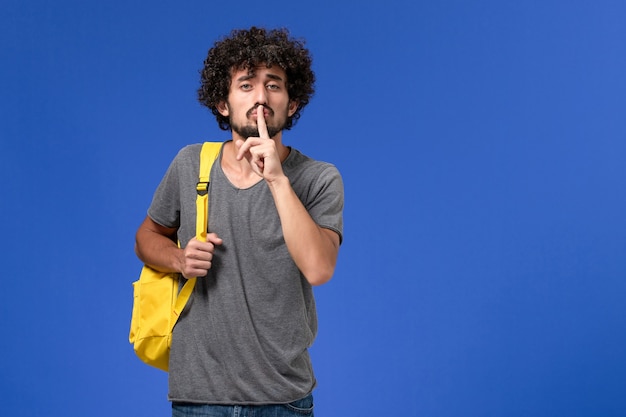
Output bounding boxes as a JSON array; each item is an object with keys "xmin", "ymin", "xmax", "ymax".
[{"xmin": 246, "ymin": 104, "xmax": 274, "ymax": 118}]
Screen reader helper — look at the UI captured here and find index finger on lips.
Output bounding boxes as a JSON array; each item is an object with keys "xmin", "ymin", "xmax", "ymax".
[{"xmin": 257, "ymin": 106, "xmax": 270, "ymax": 139}]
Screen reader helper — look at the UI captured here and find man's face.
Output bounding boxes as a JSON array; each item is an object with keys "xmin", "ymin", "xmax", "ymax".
[{"xmin": 218, "ymin": 65, "xmax": 297, "ymax": 139}]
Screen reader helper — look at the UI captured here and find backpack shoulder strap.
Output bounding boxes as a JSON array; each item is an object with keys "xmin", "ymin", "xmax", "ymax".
[
  {"xmin": 173, "ymin": 142, "xmax": 223, "ymax": 323},
  {"xmin": 195, "ymin": 142, "xmax": 223, "ymax": 242}
]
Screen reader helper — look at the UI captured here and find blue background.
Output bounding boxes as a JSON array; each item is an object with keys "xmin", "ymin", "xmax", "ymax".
[{"xmin": 2, "ymin": 1, "xmax": 625, "ymax": 416}]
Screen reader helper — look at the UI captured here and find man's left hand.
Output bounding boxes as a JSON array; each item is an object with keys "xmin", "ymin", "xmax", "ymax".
[{"xmin": 235, "ymin": 106, "xmax": 284, "ymax": 182}]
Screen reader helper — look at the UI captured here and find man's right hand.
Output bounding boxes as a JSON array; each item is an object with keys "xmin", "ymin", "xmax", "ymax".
[{"xmin": 180, "ymin": 234, "xmax": 223, "ymax": 279}]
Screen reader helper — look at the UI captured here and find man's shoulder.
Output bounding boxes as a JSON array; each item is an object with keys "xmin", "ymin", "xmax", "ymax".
[
  {"xmin": 285, "ymin": 148, "xmax": 342, "ymax": 192},
  {"xmin": 175, "ymin": 143, "xmax": 204, "ymax": 159},
  {"xmin": 287, "ymin": 148, "xmax": 338, "ymax": 172},
  {"xmin": 171, "ymin": 142, "xmax": 225, "ymax": 166}
]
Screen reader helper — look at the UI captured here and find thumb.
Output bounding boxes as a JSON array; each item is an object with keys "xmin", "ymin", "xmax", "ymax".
[{"xmin": 206, "ymin": 233, "xmax": 223, "ymax": 246}]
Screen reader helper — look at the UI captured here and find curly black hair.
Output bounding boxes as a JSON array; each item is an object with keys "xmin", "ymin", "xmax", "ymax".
[{"xmin": 198, "ymin": 27, "xmax": 316, "ymax": 131}]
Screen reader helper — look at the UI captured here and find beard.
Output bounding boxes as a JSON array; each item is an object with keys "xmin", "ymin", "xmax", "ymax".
[
  {"xmin": 229, "ymin": 104, "xmax": 287, "ymax": 139},
  {"xmin": 231, "ymin": 123, "xmax": 284, "ymax": 139}
]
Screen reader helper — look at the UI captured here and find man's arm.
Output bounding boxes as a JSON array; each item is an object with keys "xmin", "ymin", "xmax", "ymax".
[
  {"xmin": 268, "ymin": 177, "xmax": 341, "ymax": 286},
  {"xmin": 235, "ymin": 109, "xmax": 340, "ymax": 286},
  {"xmin": 135, "ymin": 216, "xmax": 222, "ymax": 279}
]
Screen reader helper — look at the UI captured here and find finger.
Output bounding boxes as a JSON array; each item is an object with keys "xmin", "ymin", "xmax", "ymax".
[
  {"xmin": 206, "ymin": 233, "xmax": 223, "ymax": 246},
  {"xmin": 182, "ymin": 261, "xmax": 212, "ymax": 279},
  {"xmin": 235, "ymin": 138, "xmax": 253, "ymax": 162},
  {"xmin": 257, "ymin": 106, "xmax": 270, "ymax": 139},
  {"xmin": 234, "ymin": 139, "xmax": 244, "ymax": 160},
  {"xmin": 186, "ymin": 239, "xmax": 213, "ymax": 255},
  {"xmin": 186, "ymin": 237, "xmax": 200, "ymax": 249}
]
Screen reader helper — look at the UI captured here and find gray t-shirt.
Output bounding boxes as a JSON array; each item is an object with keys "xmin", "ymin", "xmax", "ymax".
[{"xmin": 147, "ymin": 142, "xmax": 344, "ymax": 404}]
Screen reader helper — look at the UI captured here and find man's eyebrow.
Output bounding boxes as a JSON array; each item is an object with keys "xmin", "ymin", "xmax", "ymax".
[
  {"xmin": 236, "ymin": 73, "xmax": 255, "ymax": 82},
  {"xmin": 266, "ymin": 73, "xmax": 284, "ymax": 82},
  {"xmin": 236, "ymin": 73, "xmax": 284, "ymax": 82}
]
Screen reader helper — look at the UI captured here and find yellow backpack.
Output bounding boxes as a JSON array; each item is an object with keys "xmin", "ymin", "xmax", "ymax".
[{"xmin": 129, "ymin": 142, "xmax": 222, "ymax": 371}]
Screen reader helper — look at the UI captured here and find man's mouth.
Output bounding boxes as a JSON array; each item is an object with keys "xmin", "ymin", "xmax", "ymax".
[{"xmin": 248, "ymin": 105, "xmax": 274, "ymax": 119}]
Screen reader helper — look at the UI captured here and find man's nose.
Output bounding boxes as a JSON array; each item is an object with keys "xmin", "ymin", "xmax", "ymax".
[{"xmin": 255, "ymin": 86, "xmax": 268, "ymax": 104}]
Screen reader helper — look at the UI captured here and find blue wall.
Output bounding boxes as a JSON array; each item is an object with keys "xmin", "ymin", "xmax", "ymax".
[{"xmin": 1, "ymin": 1, "xmax": 625, "ymax": 416}]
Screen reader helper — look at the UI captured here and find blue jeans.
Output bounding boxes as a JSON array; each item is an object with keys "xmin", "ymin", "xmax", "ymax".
[{"xmin": 172, "ymin": 394, "xmax": 314, "ymax": 417}]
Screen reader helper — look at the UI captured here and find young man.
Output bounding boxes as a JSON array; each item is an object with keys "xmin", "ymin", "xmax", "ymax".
[{"xmin": 135, "ymin": 27, "xmax": 344, "ymax": 416}]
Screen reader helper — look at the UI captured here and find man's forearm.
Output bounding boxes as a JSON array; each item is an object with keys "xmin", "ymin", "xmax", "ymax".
[
  {"xmin": 267, "ymin": 175, "xmax": 340, "ymax": 286},
  {"xmin": 135, "ymin": 217, "xmax": 184, "ymax": 273}
]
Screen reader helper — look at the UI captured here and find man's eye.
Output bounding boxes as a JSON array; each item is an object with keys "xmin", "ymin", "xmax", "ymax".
[
  {"xmin": 267, "ymin": 84, "xmax": 280, "ymax": 90},
  {"xmin": 241, "ymin": 84, "xmax": 252, "ymax": 90}
]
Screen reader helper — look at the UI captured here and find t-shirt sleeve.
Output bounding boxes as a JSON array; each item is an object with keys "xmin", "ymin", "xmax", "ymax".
[
  {"xmin": 145, "ymin": 143, "xmax": 203, "ymax": 248},
  {"xmin": 147, "ymin": 149, "xmax": 185, "ymax": 229},
  {"xmin": 307, "ymin": 164, "xmax": 344, "ymax": 244}
]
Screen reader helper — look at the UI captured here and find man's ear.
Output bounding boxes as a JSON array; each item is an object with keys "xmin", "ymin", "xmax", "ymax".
[
  {"xmin": 288, "ymin": 100, "xmax": 299, "ymax": 117},
  {"xmin": 216, "ymin": 101, "xmax": 229, "ymax": 116}
]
